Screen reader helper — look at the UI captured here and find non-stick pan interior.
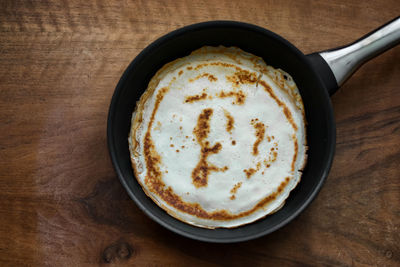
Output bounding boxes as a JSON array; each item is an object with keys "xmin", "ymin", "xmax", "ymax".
[{"xmin": 107, "ymin": 21, "xmax": 336, "ymax": 242}]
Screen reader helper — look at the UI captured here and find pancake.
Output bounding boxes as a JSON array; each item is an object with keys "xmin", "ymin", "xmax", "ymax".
[{"xmin": 129, "ymin": 46, "xmax": 307, "ymax": 228}]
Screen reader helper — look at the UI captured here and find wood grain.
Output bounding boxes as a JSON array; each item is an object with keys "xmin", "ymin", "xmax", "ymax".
[{"xmin": 0, "ymin": 0, "xmax": 399, "ymax": 266}]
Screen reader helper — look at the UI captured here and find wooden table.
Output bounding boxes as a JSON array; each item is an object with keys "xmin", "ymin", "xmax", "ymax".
[{"xmin": 1, "ymin": 1, "xmax": 399, "ymax": 266}]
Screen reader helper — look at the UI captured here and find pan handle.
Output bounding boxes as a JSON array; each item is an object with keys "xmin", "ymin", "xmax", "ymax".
[{"xmin": 307, "ymin": 16, "xmax": 400, "ymax": 95}]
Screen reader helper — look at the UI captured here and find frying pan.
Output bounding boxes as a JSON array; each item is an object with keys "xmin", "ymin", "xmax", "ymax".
[{"xmin": 107, "ymin": 17, "xmax": 400, "ymax": 243}]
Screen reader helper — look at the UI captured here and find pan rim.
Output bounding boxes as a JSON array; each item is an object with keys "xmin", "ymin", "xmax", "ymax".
[{"xmin": 107, "ymin": 20, "xmax": 336, "ymax": 243}]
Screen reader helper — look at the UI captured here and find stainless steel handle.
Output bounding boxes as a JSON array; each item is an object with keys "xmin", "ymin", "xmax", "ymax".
[{"xmin": 319, "ymin": 17, "xmax": 400, "ymax": 87}]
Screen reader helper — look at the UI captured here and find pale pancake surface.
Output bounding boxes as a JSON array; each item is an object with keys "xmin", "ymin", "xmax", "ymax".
[{"xmin": 129, "ymin": 46, "xmax": 307, "ymax": 228}]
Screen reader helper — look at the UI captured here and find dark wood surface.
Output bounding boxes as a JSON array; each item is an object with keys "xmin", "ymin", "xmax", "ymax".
[{"xmin": 1, "ymin": 1, "xmax": 399, "ymax": 266}]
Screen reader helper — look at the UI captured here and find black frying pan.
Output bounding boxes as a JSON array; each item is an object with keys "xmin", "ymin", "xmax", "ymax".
[{"xmin": 107, "ymin": 18, "xmax": 400, "ymax": 243}]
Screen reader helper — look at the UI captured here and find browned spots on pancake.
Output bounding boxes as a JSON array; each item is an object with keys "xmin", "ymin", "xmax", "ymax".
[
  {"xmin": 191, "ymin": 108, "xmax": 227, "ymax": 188},
  {"xmin": 259, "ymin": 80, "xmax": 298, "ymax": 131},
  {"xmin": 193, "ymin": 108, "xmax": 212, "ymax": 141},
  {"xmin": 178, "ymin": 70, "xmax": 183, "ymax": 76},
  {"xmin": 227, "ymin": 70, "xmax": 258, "ymax": 86},
  {"xmin": 244, "ymin": 168, "xmax": 256, "ymax": 179},
  {"xmin": 230, "ymin": 182, "xmax": 242, "ymax": 194},
  {"xmin": 185, "ymin": 92, "xmax": 208, "ymax": 103},
  {"xmin": 153, "ymin": 121, "xmax": 162, "ymax": 131},
  {"xmin": 291, "ymin": 134, "xmax": 298, "ymax": 172},
  {"xmin": 143, "ymin": 87, "xmax": 169, "ymax": 191},
  {"xmin": 158, "ymin": 187, "xmax": 211, "ymax": 219},
  {"xmin": 224, "ymin": 110, "xmax": 234, "ymax": 134},
  {"xmin": 209, "ymin": 61, "xmax": 243, "ymax": 71},
  {"xmin": 187, "ymin": 66, "xmax": 193, "ymax": 70},
  {"xmin": 207, "ymin": 74, "xmax": 217, "ymax": 82},
  {"xmin": 244, "ymin": 162, "xmax": 261, "ymax": 179},
  {"xmin": 230, "ymin": 182, "xmax": 242, "ymax": 200},
  {"xmin": 277, "ymin": 177, "xmax": 290, "ymax": 193},
  {"xmin": 168, "ymin": 76, "xmax": 176, "ymax": 87},
  {"xmin": 251, "ymin": 121, "xmax": 265, "ymax": 155},
  {"xmin": 283, "ymin": 108, "xmax": 293, "ymax": 126},
  {"xmin": 194, "ymin": 63, "xmax": 209, "ymax": 70},
  {"xmin": 264, "ymin": 142, "xmax": 278, "ymax": 167},
  {"xmin": 194, "ymin": 61, "xmax": 246, "ymax": 73},
  {"xmin": 218, "ymin": 90, "xmax": 246, "ymax": 105},
  {"xmin": 143, "ymin": 132, "xmax": 162, "ymax": 186},
  {"xmin": 189, "ymin": 73, "xmax": 218, "ymax": 82}
]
